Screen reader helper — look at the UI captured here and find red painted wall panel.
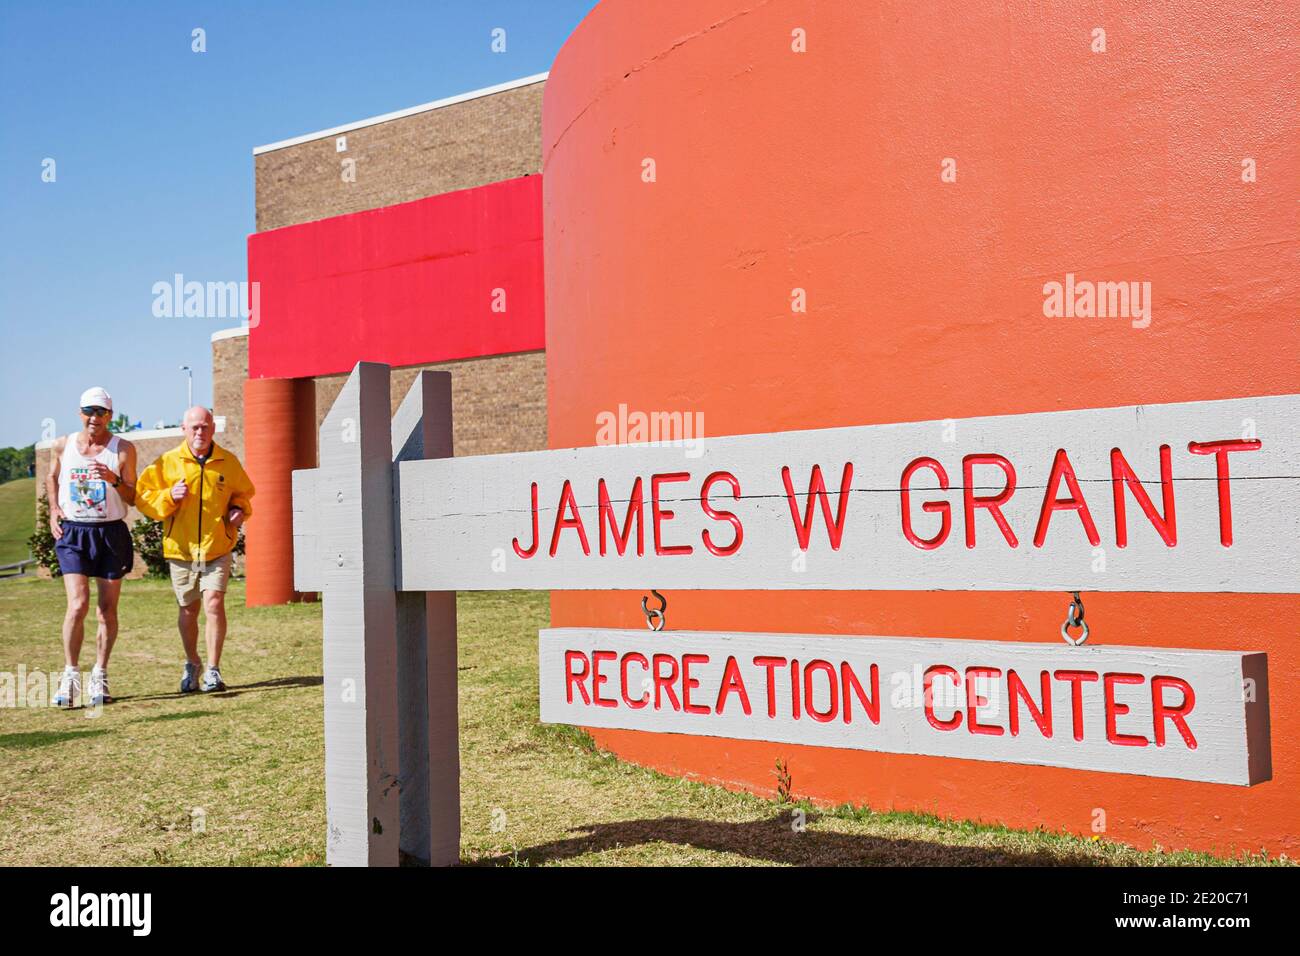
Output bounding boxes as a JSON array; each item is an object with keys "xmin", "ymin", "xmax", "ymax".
[{"xmin": 247, "ymin": 174, "xmax": 544, "ymax": 380}]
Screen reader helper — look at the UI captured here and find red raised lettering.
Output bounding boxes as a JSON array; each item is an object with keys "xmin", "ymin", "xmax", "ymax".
[
  {"xmin": 565, "ymin": 650, "xmax": 590, "ymax": 705},
  {"xmin": 681, "ymin": 654, "xmax": 710, "ymax": 714},
  {"xmin": 782, "ymin": 462, "xmax": 853, "ymax": 550},
  {"xmin": 1034, "ymin": 449, "xmax": 1100, "ymax": 547},
  {"xmin": 701, "ymin": 471, "xmax": 744, "ymax": 556},
  {"xmin": 1008, "ymin": 669, "xmax": 1052, "ymax": 738},
  {"xmin": 965, "ymin": 666, "xmax": 1004, "ymax": 736},
  {"xmin": 549, "ymin": 479, "xmax": 591, "ymax": 557},
  {"xmin": 1188, "ymin": 439, "xmax": 1262, "ymax": 546},
  {"xmin": 803, "ymin": 660, "xmax": 839, "ymax": 723},
  {"xmin": 620, "ymin": 652, "xmax": 649, "ymax": 709},
  {"xmin": 1152, "ymin": 675, "xmax": 1198, "ymax": 749},
  {"xmin": 962, "ymin": 454, "xmax": 1018, "ymax": 548},
  {"xmin": 652, "ymin": 653, "xmax": 681, "ymax": 711},
  {"xmin": 651, "ymin": 472, "xmax": 694, "ymax": 556},
  {"xmin": 1103, "ymin": 672, "xmax": 1148, "ymax": 747},
  {"xmin": 841, "ymin": 662, "xmax": 880, "ymax": 725},
  {"xmin": 753, "ymin": 656, "xmax": 787, "ymax": 718},
  {"xmin": 924, "ymin": 665, "xmax": 963, "ymax": 731},
  {"xmin": 599, "ymin": 477, "xmax": 644, "ymax": 556},
  {"xmin": 900, "ymin": 457, "xmax": 952, "ymax": 549},
  {"xmin": 1053, "ymin": 669, "xmax": 1099, "ymax": 741},
  {"xmin": 512, "ymin": 482, "xmax": 539, "ymax": 558},
  {"xmin": 591, "ymin": 650, "xmax": 617, "ymax": 708},
  {"xmin": 1111, "ymin": 446, "xmax": 1177, "ymax": 547},
  {"xmin": 715, "ymin": 656, "xmax": 752, "ymax": 716}
]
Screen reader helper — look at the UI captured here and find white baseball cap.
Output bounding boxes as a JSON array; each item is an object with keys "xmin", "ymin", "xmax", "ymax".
[{"xmin": 79, "ymin": 387, "xmax": 113, "ymax": 411}]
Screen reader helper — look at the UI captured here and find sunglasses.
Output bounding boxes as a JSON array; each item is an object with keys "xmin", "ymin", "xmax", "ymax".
[{"xmin": 80, "ymin": 406, "xmax": 110, "ymax": 417}]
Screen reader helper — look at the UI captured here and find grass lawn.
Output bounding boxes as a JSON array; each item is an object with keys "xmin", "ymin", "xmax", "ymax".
[
  {"xmin": 0, "ymin": 576, "xmax": 1282, "ymax": 866},
  {"xmin": 0, "ymin": 478, "xmax": 35, "ymax": 566}
]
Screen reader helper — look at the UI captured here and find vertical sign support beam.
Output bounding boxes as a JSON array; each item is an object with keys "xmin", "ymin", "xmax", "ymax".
[
  {"xmin": 392, "ymin": 371, "xmax": 459, "ymax": 866},
  {"xmin": 320, "ymin": 362, "xmax": 400, "ymax": 866}
]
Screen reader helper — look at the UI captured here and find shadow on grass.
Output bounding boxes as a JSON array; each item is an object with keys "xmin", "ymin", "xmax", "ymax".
[
  {"xmin": 113, "ymin": 675, "xmax": 323, "ymax": 703},
  {"xmin": 134, "ymin": 710, "xmax": 218, "ymax": 723},
  {"xmin": 474, "ymin": 812, "xmax": 1107, "ymax": 867},
  {"xmin": 0, "ymin": 729, "xmax": 111, "ymax": 749}
]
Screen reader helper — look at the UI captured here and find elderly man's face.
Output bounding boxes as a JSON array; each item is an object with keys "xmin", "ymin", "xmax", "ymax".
[{"xmin": 183, "ymin": 408, "xmax": 215, "ymax": 455}]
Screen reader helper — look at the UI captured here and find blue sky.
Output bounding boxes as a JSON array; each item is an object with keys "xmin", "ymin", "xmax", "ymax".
[{"xmin": 0, "ymin": 0, "xmax": 597, "ymax": 449}]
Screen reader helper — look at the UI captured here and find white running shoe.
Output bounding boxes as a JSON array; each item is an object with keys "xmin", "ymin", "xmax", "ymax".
[
  {"xmin": 53, "ymin": 668, "xmax": 80, "ymax": 708},
  {"xmin": 201, "ymin": 666, "xmax": 226, "ymax": 693},
  {"xmin": 88, "ymin": 668, "xmax": 112, "ymax": 706}
]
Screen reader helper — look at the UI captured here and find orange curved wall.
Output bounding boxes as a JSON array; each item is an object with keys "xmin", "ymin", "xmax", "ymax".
[
  {"xmin": 542, "ymin": 0, "xmax": 1299, "ymax": 854},
  {"xmin": 243, "ymin": 377, "xmax": 317, "ymax": 607}
]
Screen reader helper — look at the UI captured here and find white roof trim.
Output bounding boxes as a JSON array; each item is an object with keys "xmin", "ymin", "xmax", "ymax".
[
  {"xmin": 252, "ymin": 72, "xmax": 549, "ymax": 156},
  {"xmin": 36, "ymin": 420, "xmax": 226, "ymax": 451},
  {"xmin": 211, "ymin": 326, "xmax": 250, "ymax": 342}
]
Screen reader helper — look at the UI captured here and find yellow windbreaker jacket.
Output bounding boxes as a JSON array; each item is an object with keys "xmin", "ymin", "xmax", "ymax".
[{"xmin": 135, "ymin": 441, "xmax": 255, "ymax": 562}]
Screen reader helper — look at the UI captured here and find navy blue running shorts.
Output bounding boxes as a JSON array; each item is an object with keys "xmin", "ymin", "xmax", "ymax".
[{"xmin": 55, "ymin": 520, "xmax": 135, "ymax": 580}]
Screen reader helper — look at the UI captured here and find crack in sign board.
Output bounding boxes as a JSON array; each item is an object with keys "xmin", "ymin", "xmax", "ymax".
[
  {"xmin": 383, "ymin": 393, "xmax": 1300, "ymax": 592},
  {"xmin": 538, "ymin": 629, "xmax": 1271, "ymax": 786}
]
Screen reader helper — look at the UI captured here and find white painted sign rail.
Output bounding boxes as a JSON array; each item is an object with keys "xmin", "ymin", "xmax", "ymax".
[
  {"xmin": 298, "ymin": 384, "xmax": 1300, "ymax": 594},
  {"xmin": 539, "ymin": 628, "xmax": 1271, "ymax": 786},
  {"xmin": 292, "ymin": 363, "xmax": 1293, "ymax": 865}
]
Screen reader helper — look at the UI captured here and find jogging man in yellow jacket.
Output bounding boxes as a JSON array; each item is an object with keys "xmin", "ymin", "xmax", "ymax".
[{"xmin": 136, "ymin": 406, "xmax": 255, "ymax": 694}]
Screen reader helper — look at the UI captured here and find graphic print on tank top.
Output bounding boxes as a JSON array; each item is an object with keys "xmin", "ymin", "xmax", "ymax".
[{"xmin": 67, "ymin": 465, "xmax": 108, "ymax": 519}]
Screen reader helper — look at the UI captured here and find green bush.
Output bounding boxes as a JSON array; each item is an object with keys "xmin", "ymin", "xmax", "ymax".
[
  {"xmin": 130, "ymin": 518, "xmax": 169, "ymax": 578},
  {"xmin": 28, "ymin": 496, "xmax": 60, "ymax": 577}
]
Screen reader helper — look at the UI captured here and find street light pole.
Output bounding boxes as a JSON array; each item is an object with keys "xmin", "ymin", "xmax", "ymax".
[{"xmin": 180, "ymin": 365, "xmax": 192, "ymax": 412}]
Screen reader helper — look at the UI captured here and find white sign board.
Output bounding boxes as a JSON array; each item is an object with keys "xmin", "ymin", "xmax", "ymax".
[
  {"xmin": 539, "ymin": 628, "xmax": 1271, "ymax": 785},
  {"xmin": 387, "ymin": 394, "xmax": 1300, "ymax": 592}
]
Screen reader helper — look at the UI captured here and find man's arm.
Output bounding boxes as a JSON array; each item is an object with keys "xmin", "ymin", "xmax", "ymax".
[
  {"xmin": 134, "ymin": 456, "xmax": 179, "ymax": 521},
  {"xmin": 227, "ymin": 458, "xmax": 255, "ymax": 518},
  {"xmin": 45, "ymin": 437, "xmax": 65, "ymax": 540},
  {"xmin": 116, "ymin": 440, "xmax": 137, "ymax": 507},
  {"xmin": 225, "ymin": 457, "xmax": 256, "ymax": 532}
]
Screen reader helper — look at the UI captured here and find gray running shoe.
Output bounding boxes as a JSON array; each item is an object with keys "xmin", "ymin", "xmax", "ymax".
[
  {"xmin": 201, "ymin": 666, "xmax": 226, "ymax": 693},
  {"xmin": 180, "ymin": 662, "xmax": 200, "ymax": 694}
]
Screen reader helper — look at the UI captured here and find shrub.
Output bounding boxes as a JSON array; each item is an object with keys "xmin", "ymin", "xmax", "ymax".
[
  {"xmin": 29, "ymin": 496, "xmax": 61, "ymax": 577},
  {"xmin": 130, "ymin": 518, "xmax": 169, "ymax": 578}
]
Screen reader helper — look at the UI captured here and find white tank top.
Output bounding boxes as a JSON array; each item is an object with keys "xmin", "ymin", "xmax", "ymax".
[{"xmin": 57, "ymin": 434, "xmax": 127, "ymax": 523}]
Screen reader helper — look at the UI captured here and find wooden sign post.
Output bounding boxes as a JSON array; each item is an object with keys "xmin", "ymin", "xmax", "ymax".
[
  {"xmin": 295, "ymin": 364, "xmax": 458, "ymax": 867},
  {"xmin": 294, "ymin": 363, "xmax": 1296, "ymax": 863}
]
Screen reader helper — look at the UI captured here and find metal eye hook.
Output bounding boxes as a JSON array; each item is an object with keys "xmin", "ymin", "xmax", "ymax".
[
  {"xmin": 641, "ymin": 589, "xmax": 667, "ymax": 632},
  {"xmin": 1061, "ymin": 590, "xmax": 1089, "ymax": 645}
]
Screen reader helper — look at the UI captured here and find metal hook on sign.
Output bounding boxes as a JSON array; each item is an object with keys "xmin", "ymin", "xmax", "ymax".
[
  {"xmin": 1060, "ymin": 590, "xmax": 1089, "ymax": 646},
  {"xmin": 641, "ymin": 590, "xmax": 667, "ymax": 632}
]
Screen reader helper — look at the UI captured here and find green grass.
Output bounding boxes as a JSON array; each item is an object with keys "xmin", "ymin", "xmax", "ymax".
[
  {"xmin": 0, "ymin": 577, "xmax": 1286, "ymax": 866},
  {"xmin": 0, "ymin": 478, "xmax": 35, "ymax": 566}
]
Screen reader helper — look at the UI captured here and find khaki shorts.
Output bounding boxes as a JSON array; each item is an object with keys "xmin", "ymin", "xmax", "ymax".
[{"xmin": 168, "ymin": 553, "xmax": 233, "ymax": 606}]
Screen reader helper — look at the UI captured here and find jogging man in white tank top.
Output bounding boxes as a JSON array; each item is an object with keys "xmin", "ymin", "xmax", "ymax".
[{"xmin": 46, "ymin": 387, "xmax": 138, "ymax": 708}]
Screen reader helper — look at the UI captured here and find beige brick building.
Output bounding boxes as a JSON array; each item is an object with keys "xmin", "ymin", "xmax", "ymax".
[{"xmin": 252, "ymin": 73, "xmax": 549, "ymax": 461}]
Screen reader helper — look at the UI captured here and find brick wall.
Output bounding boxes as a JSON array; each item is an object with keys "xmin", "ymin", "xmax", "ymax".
[
  {"xmin": 212, "ymin": 330, "xmax": 247, "ymax": 460},
  {"xmin": 255, "ymin": 80, "xmax": 544, "ymax": 231},
  {"xmin": 312, "ymin": 350, "xmax": 547, "ymax": 459}
]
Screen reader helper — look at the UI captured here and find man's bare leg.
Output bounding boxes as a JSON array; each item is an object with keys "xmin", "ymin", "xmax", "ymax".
[
  {"xmin": 203, "ymin": 590, "xmax": 227, "ymax": 668},
  {"xmin": 93, "ymin": 577, "xmax": 123, "ymax": 670},
  {"xmin": 61, "ymin": 574, "xmax": 90, "ymax": 668},
  {"xmin": 178, "ymin": 602, "xmax": 202, "ymax": 666}
]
